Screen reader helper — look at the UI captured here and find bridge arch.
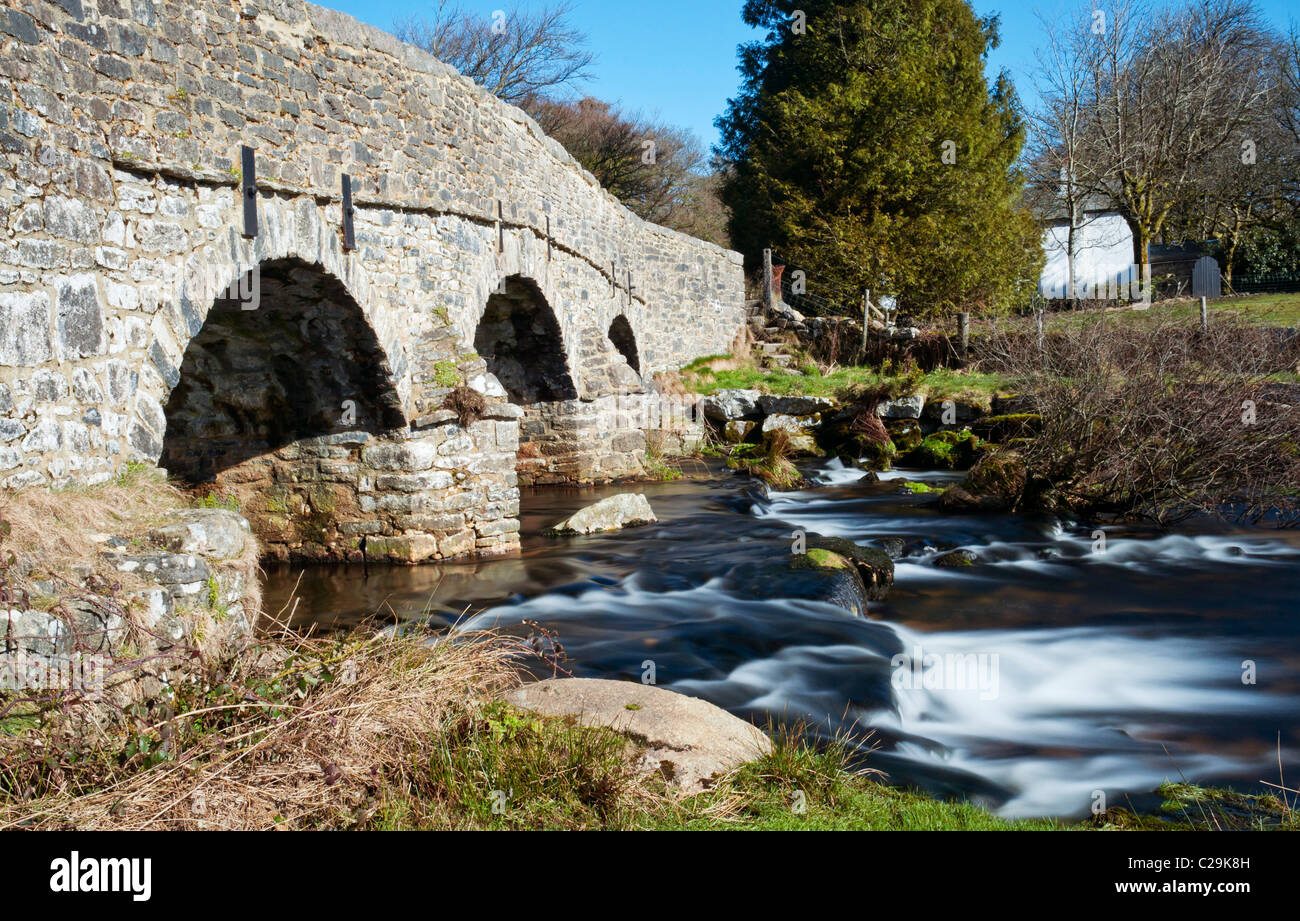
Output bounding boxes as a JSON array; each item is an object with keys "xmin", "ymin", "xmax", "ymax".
[
  {"xmin": 473, "ymin": 274, "xmax": 578, "ymax": 405},
  {"xmin": 160, "ymin": 257, "xmax": 406, "ymax": 483}
]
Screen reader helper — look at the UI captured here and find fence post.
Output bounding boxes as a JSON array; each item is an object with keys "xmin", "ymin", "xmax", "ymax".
[
  {"xmin": 1036, "ymin": 307, "xmax": 1045, "ymax": 355},
  {"xmin": 958, "ymin": 311, "xmax": 970, "ymax": 358},
  {"xmin": 762, "ymin": 249, "xmax": 774, "ymax": 311},
  {"xmin": 862, "ymin": 289, "xmax": 870, "ymax": 354},
  {"xmin": 1200, "ymin": 296, "xmax": 1208, "ymax": 333}
]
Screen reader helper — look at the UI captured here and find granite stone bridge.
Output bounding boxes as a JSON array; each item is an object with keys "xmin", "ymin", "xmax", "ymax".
[{"xmin": 0, "ymin": 0, "xmax": 745, "ymax": 562}]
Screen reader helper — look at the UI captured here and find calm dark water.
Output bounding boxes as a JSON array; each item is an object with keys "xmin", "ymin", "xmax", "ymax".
[{"xmin": 264, "ymin": 460, "xmax": 1300, "ymax": 818}]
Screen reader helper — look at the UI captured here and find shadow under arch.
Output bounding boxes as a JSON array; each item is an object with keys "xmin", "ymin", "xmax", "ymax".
[
  {"xmin": 160, "ymin": 257, "xmax": 406, "ymax": 483},
  {"xmin": 473, "ymin": 275, "xmax": 578, "ymax": 404},
  {"xmin": 607, "ymin": 314, "xmax": 640, "ymax": 374}
]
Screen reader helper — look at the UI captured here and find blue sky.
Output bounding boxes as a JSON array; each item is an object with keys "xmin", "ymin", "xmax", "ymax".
[{"xmin": 328, "ymin": 0, "xmax": 1298, "ymax": 152}]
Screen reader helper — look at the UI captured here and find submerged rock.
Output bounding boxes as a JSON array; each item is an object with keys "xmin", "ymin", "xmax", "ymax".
[
  {"xmin": 934, "ymin": 548, "xmax": 979, "ymax": 568},
  {"xmin": 546, "ymin": 493, "xmax": 657, "ymax": 535},
  {"xmin": 877, "ymin": 537, "xmax": 906, "ymax": 560},
  {"xmin": 505, "ymin": 678, "xmax": 772, "ymax": 794}
]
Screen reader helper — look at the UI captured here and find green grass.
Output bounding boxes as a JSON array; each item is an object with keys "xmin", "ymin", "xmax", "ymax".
[
  {"xmin": 1041, "ymin": 292, "xmax": 1300, "ymax": 332},
  {"xmin": 678, "ymin": 356, "xmax": 1005, "ymax": 404}
]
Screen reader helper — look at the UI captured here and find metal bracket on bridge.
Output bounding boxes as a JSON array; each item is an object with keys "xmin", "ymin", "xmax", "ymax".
[
  {"xmin": 627, "ymin": 270, "xmax": 634, "ymax": 306},
  {"xmin": 341, "ymin": 174, "xmax": 356, "ymax": 252},
  {"xmin": 497, "ymin": 200, "xmax": 504, "ymax": 252},
  {"xmin": 545, "ymin": 215, "xmax": 551, "ymax": 262},
  {"xmin": 240, "ymin": 145, "xmax": 257, "ymax": 238}
]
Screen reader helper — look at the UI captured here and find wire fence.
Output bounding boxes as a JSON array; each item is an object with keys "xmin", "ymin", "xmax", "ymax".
[
  {"xmin": 770, "ymin": 254, "xmax": 881, "ymax": 320},
  {"xmin": 1230, "ymin": 273, "xmax": 1300, "ymax": 295}
]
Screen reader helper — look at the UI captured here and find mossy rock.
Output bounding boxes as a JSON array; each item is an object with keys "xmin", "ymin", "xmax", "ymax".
[
  {"xmin": 805, "ymin": 535, "xmax": 894, "ymax": 601},
  {"xmin": 992, "ymin": 393, "xmax": 1035, "ymax": 415},
  {"xmin": 817, "ymin": 416, "xmax": 896, "ymax": 470},
  {"xmin": 902, "ymin": 430, "xmax": 979, "ymax": 470},
  {"xmin": 934, "ymin": 548, "xmax": 978, "ymax": 568},
  {"xmin": 792, "ymin": 548, "xmax": 854, "ymax": 572},
  {"xmin": 965, "ymin": 452, "xmax": 1027, "ymax": 497},
  {"xmin": 972, "ymin": 413, "xmax": 1041, "ymax": 443},
  {"xmin": 885, "ymin": 419, "xmax": 924, "ymax": 453},
  {"xmin": 786, "ymin": 552, "xmax": 872, "ymax": 617},
  {"xmin": 939, "ymin": 452, "xmax": 1026, "ymax": 513}
]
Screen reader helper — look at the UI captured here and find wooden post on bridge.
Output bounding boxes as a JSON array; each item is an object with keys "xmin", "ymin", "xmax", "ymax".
[
  {"xmin": 762, "ymin": 249, "xmax": 774, "ymax": 310},
  {"xmin": 958, "ymin": 311, "xmax": 970, "ymax": 358}
]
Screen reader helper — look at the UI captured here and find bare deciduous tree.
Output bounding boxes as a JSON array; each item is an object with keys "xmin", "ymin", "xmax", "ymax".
[
  {"xmin": 1076, "ymin": 0, "xmax": 1276, "ymax": 268},
  {"xmin": 527, "ymin": 96, "xmax": 729, "ymax": 243},
  {"xmin": 1028, "ymin": 8, "xmax": 1115, "ymax": 302},
  {"xmin": 394, "ymin": 2, "xmax": 594, "ymax": 104}
]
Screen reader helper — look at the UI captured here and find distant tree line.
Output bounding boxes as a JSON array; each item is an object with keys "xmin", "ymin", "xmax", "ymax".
[{"xmin": 393, "ymin": 3, "xmax": 731, "ymax": 246}]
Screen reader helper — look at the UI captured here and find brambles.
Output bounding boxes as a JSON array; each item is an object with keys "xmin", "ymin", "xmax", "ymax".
[{"xmin": 979, "ymin": 315, "xmax": 1300, "ymax": 525}]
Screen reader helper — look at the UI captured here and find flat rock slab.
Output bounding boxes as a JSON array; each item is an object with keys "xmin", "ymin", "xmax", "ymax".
[
  {"xmin": 546, "ymin": 493, "xmax": 657, "ymax": 535},
  {"xmin": 147, "ymin": 509, "xmax": 251, "ymax": 560},
  {"xmin": 506, "ymin": 678, "xmax": 772, "ymax": 794}
]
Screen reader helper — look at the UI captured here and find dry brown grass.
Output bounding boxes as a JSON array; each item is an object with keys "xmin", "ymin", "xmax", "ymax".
[
  {"xmin": 0, "ymin": 465, "xmax": 185, "ymax": 584},
  {"xmin": 0, "ymin": 627, "xmax": 536, "ymax": 830}
]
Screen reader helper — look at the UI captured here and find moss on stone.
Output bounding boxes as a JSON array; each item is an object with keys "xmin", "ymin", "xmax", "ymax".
[
  {"xmin": 797, "ymin": 548, "xmax": 852, "ymax": 570},
  {"xmin": 973, "ymin": 413, "xmax": 1042, "ymax": 443},
  {"xmin": 904, "ymin": 430, "xmax": 979, "ymax": 470},
  {"xmin": 886, "ymin": 419, "xmax": 923, "ymax": 453}
]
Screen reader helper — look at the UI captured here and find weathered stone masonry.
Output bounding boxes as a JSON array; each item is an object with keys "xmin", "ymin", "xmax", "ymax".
[{"xmin": 0, "ymin": 0, "xmax": 745, "ymax": 562}]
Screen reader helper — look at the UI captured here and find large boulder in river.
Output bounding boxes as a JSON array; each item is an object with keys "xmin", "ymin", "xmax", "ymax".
[
  {"xmin": 805, "ymin": 535, "xmax": 894, "ymax": 600},
  {"xmin": 546, "ymin": 494, "xmax": 657, "ymax": 535},
  {"xmin": 788, "ymin": 550, "xmax": 873, "ymax": 616},
  {"xmin": 939, "ymin": 452, "xmax": 1027, "ymax": 513},
  {"xmin": 702, "ymin": 389, "xmax": 762, "ymax": 421},
  {"xmin": 505, "ymin": 678, "xmax": 772, "ymax": 794}
]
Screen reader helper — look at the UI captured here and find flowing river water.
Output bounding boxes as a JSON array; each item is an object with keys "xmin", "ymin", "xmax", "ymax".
[{"xmin": 264, "ymin": 460, "xmax": 1300, "ymax": 819}]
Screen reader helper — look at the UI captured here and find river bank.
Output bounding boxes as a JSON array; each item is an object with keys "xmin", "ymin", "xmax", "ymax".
[{"xmin": 2, "ymin": 400, "xmax": 1297, "ymax": 829}]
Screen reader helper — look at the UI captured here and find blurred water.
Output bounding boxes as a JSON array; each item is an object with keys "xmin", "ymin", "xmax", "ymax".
[{"xmin": 265, "ymin": 459, "xmax": 1300, "ymax": 818}]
